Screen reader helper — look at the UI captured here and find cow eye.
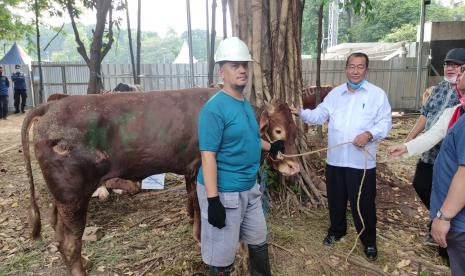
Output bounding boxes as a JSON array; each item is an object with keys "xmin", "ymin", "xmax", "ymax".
[{"xmin": 276, "ymin": 130, "xmax": 282, "ymax": 134}]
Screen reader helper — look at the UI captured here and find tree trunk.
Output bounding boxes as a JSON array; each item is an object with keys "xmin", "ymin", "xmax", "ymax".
[
  {"xmin": 208, "ymin": 0, "xmax": 217, "ymax": 86},
  {"xmin": 315, "ymin": 1, "xmax": 324, "ymax": 138},
  {"xmin": 229, "ymin": 0, "xmax": 326, "ymax": 207},
  {"xmin": 125, "ymin": 0, "xmax": 137, "ymax": 83},
  {"xmin": 222, "ymin": 0, "xmax": 228, "ymax": 38},
  {"xmin": 136, "ymin": 0, "xmax": 142, "ymax": 84},
  {"xmin": 206, "ymin": 0, "xmax": 210, "ymax": 77},
  {"xmin": 346, "ymin": 7, "xmax": 353, "ymax": 42},
  {"xmin": 66, "ymin": 0, "xmax": 114, "ymax": 94},
  {"xmin": 34, "ymin": 0, "xmax": 44, "ymax": 104}
]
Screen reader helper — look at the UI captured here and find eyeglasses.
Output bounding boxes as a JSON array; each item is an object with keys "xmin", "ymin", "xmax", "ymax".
[
  {"xmin": 346, "ymin": 65, "xmax": 366, "ymax": 71},
  {"xmin": 444, "ymin": 62, "xmax": 461, "ymax": 69}
]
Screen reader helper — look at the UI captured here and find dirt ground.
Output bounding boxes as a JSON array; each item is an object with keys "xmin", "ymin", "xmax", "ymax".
[{"xmin": 0, "ymin": 112, "xmax": 451, "ymax": 275}]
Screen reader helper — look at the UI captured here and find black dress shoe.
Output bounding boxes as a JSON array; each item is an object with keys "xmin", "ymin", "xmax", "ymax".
[
  {"xmin": 14, "ymin": 110, "xmax": 20, "ymax": 114},
  {"xmin": 323, "ymin": 233, "xmax": 342, "ymax": 246},
  {"xmin": 364, "ymin": 246, "xmax": 378, "ymax": 261}
]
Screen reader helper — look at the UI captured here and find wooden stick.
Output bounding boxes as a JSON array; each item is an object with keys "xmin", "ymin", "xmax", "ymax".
[{"xmin": 269, "ymin": 242, "xmax": 298, "ymax": 257}]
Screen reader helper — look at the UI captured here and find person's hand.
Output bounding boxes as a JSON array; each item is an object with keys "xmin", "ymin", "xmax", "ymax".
[
  {"xmin": 431, "ymin": 217, "xmax": 450, "ymax": 248},
  {"xmin": 290, "ymin": 107, "xmax": 301, "ymax": 116},
  {"xmin": 269, "ymin": 140, "xmax": 285, "ymax": 157},
  {"xmin": 387, "ymin": 144, "xmax": 408, "ymax": 158},
  {"xmin": 352, "ymin": 131, "xmax": 372, "ymax": 148},
  {"xmin": 207, "ymin": 196, "xmax": 226, "ymax": 229}
]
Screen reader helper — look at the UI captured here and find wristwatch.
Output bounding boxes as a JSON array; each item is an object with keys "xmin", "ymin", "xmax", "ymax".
[{"xmin": 436, "ymin": 210, "xmax": 452, "ymax": 221}]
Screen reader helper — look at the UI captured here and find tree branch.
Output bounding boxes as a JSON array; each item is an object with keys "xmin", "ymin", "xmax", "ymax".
[
  {"xmin": 66, "ymin": 0, "xmax": 90, "ymax": 65},
  {"xmin": 101, "ymin": 4, "xmax": 114, "ymax": 60}
]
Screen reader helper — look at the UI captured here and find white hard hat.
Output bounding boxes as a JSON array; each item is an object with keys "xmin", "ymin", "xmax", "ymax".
[{"xmin": 214, "ymin": 37, "xmax": 253, "ymax": 63}]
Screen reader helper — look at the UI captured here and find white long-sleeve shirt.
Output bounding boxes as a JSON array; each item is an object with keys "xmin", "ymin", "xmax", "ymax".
[
  {"xmin": 300, "ymin": 81, "xmax": 392, "ymax": 169},
  {"xmin": 405, "ymin": 104, "xmax": 459, "ymax": 157}
]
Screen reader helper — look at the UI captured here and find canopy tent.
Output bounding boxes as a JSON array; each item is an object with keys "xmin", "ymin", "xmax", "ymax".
[
  {"xmin": 173, "ymin": 40, "xmax": 198, "ymax": 64},
  {"xmin": 0, "ymin": 42, "xmax": 32, "ymax": 66}
]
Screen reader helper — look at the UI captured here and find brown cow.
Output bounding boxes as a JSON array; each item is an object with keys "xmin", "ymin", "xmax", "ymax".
[
  {"xmin": 302, "ymin": 85, "xmax": 334, "ymax": 110},
  {"xmin": 47, "ymin": 91, "xmax": 142, "ymax": 199},
  {"xmin": 23, "ymin": 88, "xmax": 299, "ymax": 275}
]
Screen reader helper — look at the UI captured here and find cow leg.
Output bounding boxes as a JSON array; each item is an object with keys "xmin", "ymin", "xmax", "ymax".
[
  {"xmin": 105, "ymin": 178, "xmax": 140, "ymax": 195},
  {"xmin": 185, "ymin": 175, "xmax": 200, "ymax": 242},
  {"xmin": 50, "ymin": 202, "xmax": 58, "ymax": 230},
  {"xmin": 54, "ymin": 201, "xmax": 89, "ymax": 276}
]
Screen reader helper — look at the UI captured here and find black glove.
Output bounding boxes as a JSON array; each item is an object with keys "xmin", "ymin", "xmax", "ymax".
[
  {"xmin": 269, "ymin": 140, "xmax": 285, "ymax": 157},
  {"xmin": 207, "ymin": 196, "xmax": 226, "ymax": 229}
]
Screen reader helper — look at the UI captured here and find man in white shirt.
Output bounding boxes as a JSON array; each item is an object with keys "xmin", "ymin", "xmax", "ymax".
[{"xmin": 291, "ymin": 52, "xmax": 392, "ymax": 261}]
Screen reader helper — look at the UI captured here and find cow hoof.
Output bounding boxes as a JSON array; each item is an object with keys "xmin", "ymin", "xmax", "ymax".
[{"xmin": 92, "ymin": 187, "xmax": 110, "ymax": 201}]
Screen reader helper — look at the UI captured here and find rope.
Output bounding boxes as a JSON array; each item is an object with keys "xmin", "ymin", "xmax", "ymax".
[
  {"xmin": 346, "ymin": 148, "xmax": 368, "ymax": 263},
  {"xmin": 265, "ymin": 133, "xmax": 378, "ymax": 262}
]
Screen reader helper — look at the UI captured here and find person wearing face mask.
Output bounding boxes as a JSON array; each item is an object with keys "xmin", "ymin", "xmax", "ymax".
[
  {"xmin": 291, "ymin": 52, "xmax": 392, "ymax": 262},
  {"xmin": 0, "ymin": 65, "xmax": 10, "ymax": 120},
  {"xmin": 403, "ymin": 48, "xmax": 465, "ymax": 229},
  {"xmin": 11, "ymin": 64, "xmax": 27, "ymax": 113}
]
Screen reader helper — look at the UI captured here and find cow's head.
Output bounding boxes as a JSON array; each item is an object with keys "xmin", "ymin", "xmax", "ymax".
[{"xmin": 259, "ymin": 100, "xmax": 300, "ymax": 176}]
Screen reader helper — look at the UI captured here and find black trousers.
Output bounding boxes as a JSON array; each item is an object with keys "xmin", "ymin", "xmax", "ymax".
[
  {"xmin": 13, "ymin": 89, "xmax": 27, "ymax": 112},
  {"xmin": 412, "ymin": 160, "xmax": 433, "ymax": 209},
  {"xmin": 0, "ymin": 95, "xmax": 8, "ymax": 119},
  {"xmin": 325, "ymin": 164, "xmax": 377, "ymax": 247}
]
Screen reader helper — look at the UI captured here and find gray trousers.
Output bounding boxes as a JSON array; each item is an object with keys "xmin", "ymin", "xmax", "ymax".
[
  {"xmin": 447, "ymin": 231, "xmax": 465, "ymax": 275},
  {"xmin": 197, "ymin": 183, "xmax": 267, "ymax": 267}
]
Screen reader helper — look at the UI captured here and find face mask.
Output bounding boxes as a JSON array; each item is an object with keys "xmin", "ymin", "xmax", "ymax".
[
  {"xmin": 347, "ymin": 79, "xmax": 366, "ymax": 90},
  {"xmin": 15, "ymin": 69, "xmax": 20, "ymax": 73}
]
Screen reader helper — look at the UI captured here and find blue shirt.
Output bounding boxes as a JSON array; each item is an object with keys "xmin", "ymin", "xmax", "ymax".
[
  {"xmin": 0, "ymin": 75, "xmax": 9, "ymax": 96},
  {"xmin": 430, "ymin": 108, "xmax": 465, "ymax": 232},
  {"xmin": 420, "ymin": 80, "xmax": 460, "ymax": 164},
  {"xmin": 197, "ymin": 91, "xmax": 261, "ymax": 192},
  {"xmin": 11, "ymin": 72, "xmax": 27, "ymax": 90}
]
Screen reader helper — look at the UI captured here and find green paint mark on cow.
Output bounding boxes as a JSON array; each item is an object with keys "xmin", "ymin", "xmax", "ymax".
[
  {"xmin": 116, "ymin": 112, "xmax": 138, "ymax": 150},
  {"xmin": 84, "ymin": 113, "xmax": 110, "ymax": 153}
]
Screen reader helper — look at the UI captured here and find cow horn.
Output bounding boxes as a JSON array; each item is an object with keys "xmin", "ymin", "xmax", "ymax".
[{"xmin": 266, "ymin": 101, "xmax": 276, "ymax": 114}]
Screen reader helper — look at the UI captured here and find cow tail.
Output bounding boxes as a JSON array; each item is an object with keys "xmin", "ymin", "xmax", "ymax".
[{"xmin": 21, "ymin": 104, "xmax": 50, "ymax": 240}]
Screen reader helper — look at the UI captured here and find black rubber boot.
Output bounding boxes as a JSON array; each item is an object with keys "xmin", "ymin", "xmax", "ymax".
[
  {"xmin": 248, "ymin": 242, "xmax": 271, "ymax": 276},
  {"xmin": 209, "ymin": 264, "xmax": 232, "ymax": 276}
]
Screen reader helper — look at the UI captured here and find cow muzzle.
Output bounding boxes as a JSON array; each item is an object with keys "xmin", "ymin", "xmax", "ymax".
[{"xmin": 275, "ymin": 158, "xmax": 300, "ymax": 176}]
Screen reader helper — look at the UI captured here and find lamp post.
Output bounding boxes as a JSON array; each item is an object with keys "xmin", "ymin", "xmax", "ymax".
[
  {"xmin": 186, "ymin": 0, "xmax": 196, "ymax": 87},
  {"xmin": 415, "ymin": 0, "xmax": 430, "ymax": 109}
]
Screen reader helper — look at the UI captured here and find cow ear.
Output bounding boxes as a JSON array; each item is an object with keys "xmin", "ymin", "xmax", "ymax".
[{"xmin": 259, "ymin": 109, "xmax": 270, "ymax": 137}]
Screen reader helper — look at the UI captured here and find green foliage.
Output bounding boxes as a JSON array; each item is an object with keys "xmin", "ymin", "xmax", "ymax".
[
  {"xmin": 301, "ymin": 0, "xmax": 373, "ymax": 57},
  {"xmin": 339, "ymin": 0, "xmax": 465, "ymax": 43},
  {"xmin": 301, "ymin": 0, "xmax": 465, "ymax": 53},
  {"xmin": 262, "ymin": 163, "xmax": 281, "ymax": 192},
  {"xmin": 301, "ymin": 0, "xmax": 328, "ymax": 57},
  {"xmin": 0, "ymin": 0, "xmax": 34, "ymax": 42},
  {"xmin": 382, "ymin": 24, "xmax": 417, "ymax": 42}
]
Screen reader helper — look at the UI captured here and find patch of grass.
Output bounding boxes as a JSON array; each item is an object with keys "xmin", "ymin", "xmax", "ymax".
[
  {"xmin": 269, "ymin": 222, "xmax": 296, "ymax": 244},
  {"xmin": 0, "ymin": 250, "xmax": 44, "ymax": 275}
]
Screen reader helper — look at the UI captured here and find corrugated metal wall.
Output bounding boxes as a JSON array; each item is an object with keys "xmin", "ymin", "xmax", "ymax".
[
  {"xmin": 302, "ymin": 58, "xmax": 430, "ymax": 110},
  {"xmin": 28, "ymin": 58, "xmax": 429, "ymax": 110}
]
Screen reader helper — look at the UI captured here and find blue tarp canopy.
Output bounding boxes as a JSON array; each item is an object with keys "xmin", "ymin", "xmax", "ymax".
[{"xmin": 0, "ymin": 42, "xmax": 32, "ymax": 65}]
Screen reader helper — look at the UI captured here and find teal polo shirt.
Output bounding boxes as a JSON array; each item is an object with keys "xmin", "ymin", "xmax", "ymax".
[{"xmin": 197, "ymin": 91, "xmax": 261, "ymax": 192}]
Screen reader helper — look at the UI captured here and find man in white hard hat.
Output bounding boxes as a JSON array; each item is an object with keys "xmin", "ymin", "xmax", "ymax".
[{"xmin": 196, "ymin": 37, "xmax": 279, "ymax": 275}]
